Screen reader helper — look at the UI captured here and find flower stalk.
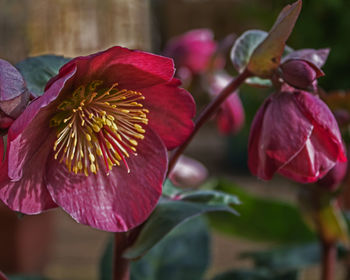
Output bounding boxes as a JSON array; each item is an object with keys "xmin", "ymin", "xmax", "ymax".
[
  {"xmin": 167, "ymin": 69, "xmax": 252, "ymax": 174},
  {"xmin": 113, "ymin": 232, "xmax": 131, "ymax": 280},
  {"xmin": 321, "ymin": 239, "xmax": 336, "ymax": 280}
]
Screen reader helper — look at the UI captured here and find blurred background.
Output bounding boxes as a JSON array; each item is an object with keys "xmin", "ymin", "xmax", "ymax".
[{"xmin": 1, "ymin": 0, "xmax": 350, "ymax": 279}]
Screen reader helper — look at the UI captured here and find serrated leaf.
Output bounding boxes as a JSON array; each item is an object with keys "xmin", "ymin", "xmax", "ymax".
[
  {"xmin": 230, "ymin": 30, "xmax": 268, "ymax": 74},
  {"xmin": 211, "ymin": 269, "xmax": 298, "ymax": 280},
  {"xmin": 208, "ymin": 179, "xmax": 316, "ymax": 243},
  {"xmin": 123, "ymin": 192, "xmax": 239, "ymax": 259},
  {"xmin": 247, "ymin": 0, "xmax": 302, "ymax": 78},
  {"xmin": 16, "ymin": 55, "xmax": 70, "ymax": 96}
]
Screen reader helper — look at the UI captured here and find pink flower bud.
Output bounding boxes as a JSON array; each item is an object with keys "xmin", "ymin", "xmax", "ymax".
[
  {"xmin": 169, "ymin": 155, "xmax": 208, "ymax": 188},
  {"xmin": 280, "ymin": 59, "xmax": 318, "ymax": 90},
  {"xmin": 0, "ymin": 59, "xmax": 30, "ymax": 130},
  {"xmin": 248, "ymin": 87, "xmax": 346, "ymax": 183}
]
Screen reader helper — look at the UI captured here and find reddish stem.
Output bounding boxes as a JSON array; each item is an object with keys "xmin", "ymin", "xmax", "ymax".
[
  {"xmin": 167, "ymin": 69, "xmax": 251, "ymax": 175},
  {"xmin": 321, "ymin": 240, "xmax": 336, "ymax": 280},
  {"xmin": 113, "ymin": 232, "xmax": 130, "ymax": 280}
]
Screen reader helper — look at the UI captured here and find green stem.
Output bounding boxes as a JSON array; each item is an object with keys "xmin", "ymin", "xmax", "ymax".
[{"xmin": 167, "ymin": 69, "xmax": 251, "ymax": 175}]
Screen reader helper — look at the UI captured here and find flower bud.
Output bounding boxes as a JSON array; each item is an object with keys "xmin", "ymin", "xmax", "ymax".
[
  {"xmin": 169, "ymin": 155, "xmax": 208, "ymax": 188},
  {"xmin": 0, "ymin": 59, "xmax": 30, "ymax": 131},
  {"xmin": 280, "ymin": 59, "xmax": 318, "ymax": 90},
  {"xmin": 248, "ymin": 86, "xmax": 346, "ymax": 183}
]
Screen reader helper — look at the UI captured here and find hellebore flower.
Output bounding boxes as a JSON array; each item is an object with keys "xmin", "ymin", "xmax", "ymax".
[
  {"xmin": 248, "ymin": 85, "xmax": 346, "ymax": 183},
  {"xmin": 163, "ymin": 29, "xmax": 217, "ymax": 75},
  {"xmin": 0, "ymin": 59, "xmax": 30, "ymax": 132},
  {"xmin": 206, "ymin": 71, "xmax": 245, "ymax": 135},
  {"xmin": 0, "ymin": 46, "xmax": 195, "ymax": 232}
]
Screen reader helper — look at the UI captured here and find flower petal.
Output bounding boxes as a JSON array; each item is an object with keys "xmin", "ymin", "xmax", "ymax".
[
  {"xmin": 46, "ymin": 129, "xmax": 167, "ymax": 232},
  {"xmin": 294, "ymin": 91, "xmax": 346, "ymax": 162},
  {"xmin": 7, "ymin": 67, "xmax": 76, "ymax": 181},
  {"xmin": 216, "ymin": 92, "xmax": 245, "ymax": 135},
  {"xmin": 142, "ymin": 78, "xmax": 195, "ymax": 150},
  {"xmin": 0, "ymin": 139, "xmax": 56, "ymax": 214},
  {"xmin": 278, "ymin": 129, "xmax": 338, "ymax": 183},
  {"xmin": 248, "ymin": 92, "xmax": 313, "ymax": 180},
  {"xmin": 46, "ymin": 46, "xmax": 175, "ymax": 93}
]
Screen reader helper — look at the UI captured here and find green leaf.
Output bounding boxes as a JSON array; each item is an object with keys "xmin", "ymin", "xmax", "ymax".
[
  {"xmin": 230, "ymin": 30, "xmax": 268, "ymax": 74},
  {"xmin": 99, "ymin": 217, "xmax": 210, "ymax": 280},
  {"xmin": 245, "ymin": 77, "xmax": 272, "ymax": 88},
  {"xmin": 212, "ymin": 269, "xmax": 298, "ymax": 280},
  {"xmin": 208, "ymin": 179, "xmax": 316, "ymax": 243},
  {"xmin": 247, "ymin": 0, "xmax": 302, "ymax": 77},
  {"xmin": 241, "ymin": 243, "xmax": 321, "ymax": 271},
  {"xmin": 16, "ymin": 55, "xmax": 70, "ymax": 96},
  {"xmin": 161, "ymin": 179, "xmax": 182, "ymax": 198},
  {"xmin": 123, "ymin": 189, "xmax": 239, "ymax": 259},
  {"xmin": 131, "ymin": 217, "xmax": 210, "ymax": 280}
]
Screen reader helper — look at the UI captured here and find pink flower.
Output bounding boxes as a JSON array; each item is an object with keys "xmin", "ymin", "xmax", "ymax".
[
  {"xmin": 206, "ymin": 71, "xmax": 245, "ymax": 135},
  {"xmin": 248, "ymin": 85, "xmax": 346, "ymax": 183},
  {"xmin": 0, "ymin": 46, "xmax": 195, "ymax": 232},
  {"xmin": 0, "ymin": 59, "xmax": 30, "ymax": 131},
  {"xmin": 163, "ymin": 29, "xmax": 217, "ymax": 75}
]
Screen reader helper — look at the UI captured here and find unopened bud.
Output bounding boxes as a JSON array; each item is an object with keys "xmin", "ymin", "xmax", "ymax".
[{"xmin": 280, "ymin": 59, "xmax": 318, "ymax": 90}]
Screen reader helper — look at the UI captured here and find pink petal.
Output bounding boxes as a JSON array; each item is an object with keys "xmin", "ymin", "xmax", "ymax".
[
  {"xmin": 46, "ymin": 129, "xmax": 167, "ymax": 232},
  {"xmin": 0, "ymin": 137, "xmax": 3, "ymax": 163},
  {"xmin": 278, "ymin": 129, "xmax": 337, "ymax": 183},
  {"xmin": 248, "ymin": 98, "xmax": 270, "ymax": 179},
  {"xmin": 46, "ymin": 46, "xmax": 175, "ymax": 93},
  {"xmin": 249, "ymin": 92, "xmax": 314, "ymax": 180},
  {"xmin": 7, "ymin": 68, "xmax": 76, "ymax": 181},
  {"xmin": 216, "ymin": 92, "xmax": 245, "ymax": 135},
  {"xmin": 0, "ymin": 138, "xmax": 56, "ymax": 214},
  {"xmin": 294, "ymin": 91, "xmax": 346, "ymax": 162},
  {"xmin": 142, "ymin": 78, "xmax": 195, "ymax": 150}
]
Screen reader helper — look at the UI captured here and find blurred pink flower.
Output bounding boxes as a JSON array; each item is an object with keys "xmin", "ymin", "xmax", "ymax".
[
  {"xmin": 0, "ymin": 46, "xmax": 195, "ymax": 232},
  {"xmin": 169, "ymin": 155, "xmax": 208, "ymax": 188},
  {"xmin": 206, "ymin": 71, "xmax": 245, "ymax": 135},
  {"xmin": 248, "ymin": 85, "xmax": 346, "ymax": 183},
  {"xmin": 163, "ymin": 29, "xmax": 217, "ymax": 75}
]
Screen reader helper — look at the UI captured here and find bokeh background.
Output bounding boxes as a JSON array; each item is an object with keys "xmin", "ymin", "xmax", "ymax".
[{"xmin": 0, "ymin": 0, "xmax": 349, "ymax": 279}]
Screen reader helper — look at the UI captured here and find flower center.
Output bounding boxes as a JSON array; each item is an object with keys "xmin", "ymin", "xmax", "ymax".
[{"xmin": 50, "ymin": 80, "xmax": 148, "ymax": 176}]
